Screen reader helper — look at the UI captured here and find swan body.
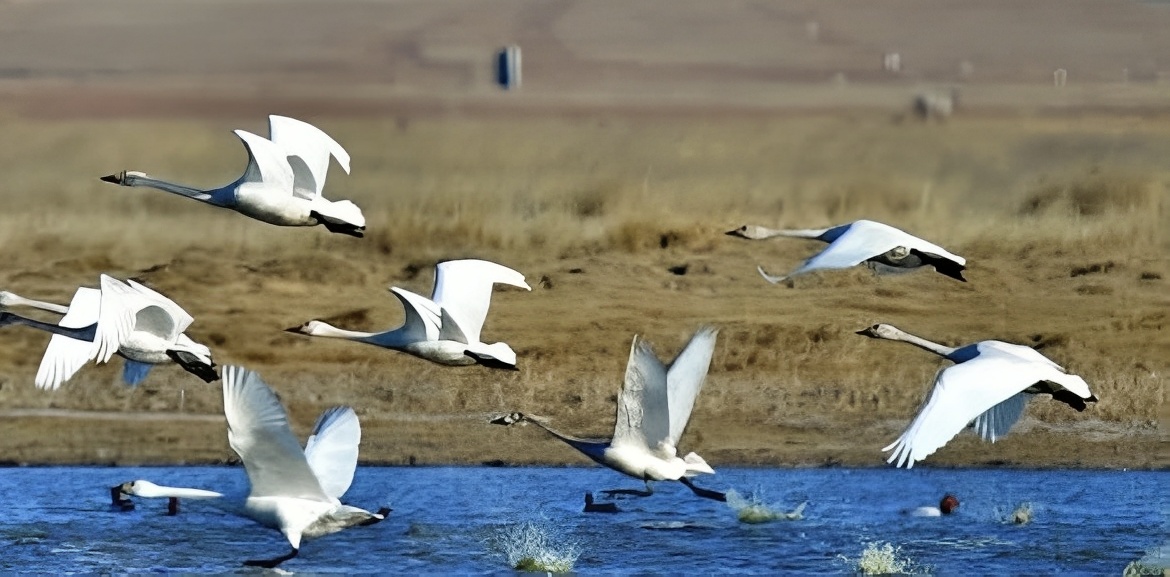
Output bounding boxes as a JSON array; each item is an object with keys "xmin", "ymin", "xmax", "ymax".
[
  {"xmin": 113, "ymin": 366, "xmax": 387, "ymax": 567},
  {"xmin": 101, "ymin": 115, "xmax": 365, "ymax": 237},
  {"xmin": 856, "ymin": 323, "xmax": 1097, "ymax": 468},
  {"xmin": 727, "ymin": 220, "xmax": 966, "ymax": 284},
  {"xmin": 0, "ymin": 276, "xmax": 216, "ymax": 389},
  {"xmin": 492, "ymin": 326, "xmax": 725, "ymax": 501},
  {"xmin": 290, "ymin": 259, "xmax": 530, "ymax": 369}
]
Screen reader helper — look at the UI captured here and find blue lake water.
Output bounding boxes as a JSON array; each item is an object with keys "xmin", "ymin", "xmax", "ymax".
[{"xmin": 0, "ymin": 466, "xmax": 1165, "ymax": 574}]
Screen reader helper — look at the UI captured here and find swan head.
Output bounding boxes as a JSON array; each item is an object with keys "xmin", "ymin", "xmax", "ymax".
[
  {"xmin": 100, "ymin": 170, "xmax": 148, "ymax": 186},
  {"xmin": 855, "ymin": 323, "xmax": 902, "ymax": 340},
  {"xmin": 116, "ymin": 479, "xmax": 163, "ymax": 497},
  {"xmin": 726, "ymin": 225, "xmax": 774, "ymax": 240},
  {"xmin": 939, "ymin": 494, "xmax": 960, "ymax": 515},
  {"xmin": 489, "ymin": 412, "xmax": 527, "ymax": 426},
  {"xmin": 682, "ymin": 452, "xmax": 715, "ymax": 476},
  {"xmin": 286, "ymin": 320, "xmax": 328, "ymax": 336}
]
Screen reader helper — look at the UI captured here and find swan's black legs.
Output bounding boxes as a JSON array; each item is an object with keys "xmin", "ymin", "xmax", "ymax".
[
  {"xmin": 110, "ymin": 485, "xmax": 134, "ymax": 511},
  {"xmin": 244, "ymin": 548, "xmax": 298, "ymax": 568},
  {"xmin": 680, "ymin": 477, "xmax": 727, "ymax": 502},
  {"xmin": 359, "ymin": 507, "xmax": 392, "ymax": 526},
  {"xmin": 600, "ymin": 481, "xmax": 654, "ymax": 498},
  {"xmin": 166, "ymin": 350, "xmax": 220, "ymax": 382},
  {"xmin": 167, "ymin": 497, "xmax": 180, "ymax": 516}
]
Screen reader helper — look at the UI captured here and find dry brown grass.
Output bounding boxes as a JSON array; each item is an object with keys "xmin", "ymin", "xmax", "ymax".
[
  {"xmin": 0, "ymin": 111, "xmax": 1165, "ymax": 468},
  {"xmin": 0, "ymin": 0, "xmax": 1167, "ymax": 467}
]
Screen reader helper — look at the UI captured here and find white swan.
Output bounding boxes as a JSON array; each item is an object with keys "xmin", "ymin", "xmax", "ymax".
[
  {"xmin": 0, "ymin": 276, "xmax": 217, "ymax": 389},
  {"xmin": 856, "ymin": 323, "xmax": 1098, "ymax": 468},
  {"xmin": 112, "ymin": 365, "xmax": 389, "ymax": 568},
  {"xmin": 100, "ymin": 115, "xmax": 365, "ymax": 237},
  {"xmin": 492, "ymin": 326, "xmax": 725, "ymax": 502},
  {"xmin": 289, "ymin": 259, "xmax": 530, "ymax": 369},
  {"xmin": 726, "ymin": 219, "xmax": 966, "ymax": 284}
]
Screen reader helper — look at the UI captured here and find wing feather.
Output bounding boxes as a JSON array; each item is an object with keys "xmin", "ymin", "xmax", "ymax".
[
  {"xmin": 222, "ymin": 366, "xmax": 331, "ymax": 502},
  {"xmin": 612, "ymin": 336, "xmax": 669, "ymax": 451},
  {"xmin": 430, "ymin": 260, "xmax": 529, "ymax": 344},
  {"xmin": 267, "ymin": 115, "xmax": 351, "ymax": 199},
  {"xmin": 665, "ymin": 326, "xmax": 718, "ymax": 447},
  {"xmin": 34, "ymin": 287, "xmax": 100, "ymax": 390},
  {"xmin": 303, "ymin": 406, "xmax": 361, "ymax": 501}
]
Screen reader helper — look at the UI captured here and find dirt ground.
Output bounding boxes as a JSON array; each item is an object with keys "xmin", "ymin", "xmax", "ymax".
[{"xmin": 0, "ymin": 0, "xmax": 1165, "ymax": 469}]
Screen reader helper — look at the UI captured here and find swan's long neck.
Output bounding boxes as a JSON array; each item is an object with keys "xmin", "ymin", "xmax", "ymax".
[
  {"xmin": 122, "ymin": 173, "xmax": 219, "ymax": 204},
  {"xmin": 525, "ymin": 416, "xmax": 610, "ymax": 461},
  {"xmin": 0, "ymin": 313, "xmax": 96, "ymax": 342},
  {"xmin": 0, "ymin": 292, "xmax": 69, "ymax": 315},
  {"xmin": 772, "ymin": 227, "xmax": 835, "ymax": 240},
  {"xmin": 307, "ymin": 322, "xmax": 402, "ymax": 347},
  {"xmin": 131, "ymin": 481, "xmax": 223, "ymax": 499},
  {"xmin": 883, "ymin": 328, "xmax": 958, "ymax": 359}
]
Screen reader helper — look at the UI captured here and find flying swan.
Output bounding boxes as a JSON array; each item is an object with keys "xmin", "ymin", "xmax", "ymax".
[
  {"xmin": 727, "ymin": 219, "xmax": 966, "ymax": 284},
  {"xmin": 100, "ymin": 115, "xmax": 365, "ymax": 237},
  {"xmin": 856, "ymin": 323, "xmax": 1098, "ymax": 468},
  {"xmin": 492, "ymin": 326, "xmax": 725, "ymax": 503},
  {"xmin": 0, "ymin": 276, "xmax": 217, "ymax": 389},
  {"xmin": 111, "ymin": 365, "xmax": 389, "ymax": 568},
  {"xmin": 288, "ymin": 259, "xmax": 530, "ymax": 369}
]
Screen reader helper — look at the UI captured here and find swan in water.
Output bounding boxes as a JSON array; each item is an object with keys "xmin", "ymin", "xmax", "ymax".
[
  {"xmin": 856, "ymin": 323, "xmax": 1098, "ymax": 468},
  {"xmin": 100, "ymin": 115, "xmax": 365, "ymax": 237},
  {"xmin": 289, "ymin": 259, "xmax": 530, "ymax": 369},
  {"xmin": 0, "ymin": 276, "xmax": 217, "ymax": 389},
  {"xmin": 111, "ymin": 365, "xmax": 389, "ymax": 567},
  {"xmin": 491, "ymin": 326, "xmax": 725, "ymax": 502},
  {"xmin": 726, "ymin": 219, "xmax": 966, "ymax": 284},
  {"xmin": 906, "ymin": 494, "xmax": 960, "ymax": 517}
]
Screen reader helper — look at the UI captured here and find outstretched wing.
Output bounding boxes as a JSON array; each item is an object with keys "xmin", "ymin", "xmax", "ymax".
[
  {"xmin": 34, "ymin": 287, "xmax": 101, "ymax": 390},
  {"xmin": 267, "ymin": 115, "xmax": 351, "ymax": 199},
  {"xmin": 792, "ymin": 220, "xmax": 964, "ymax": 277},
  {"xmin": 389, "ymin": 287, "xmax": 442, "ymax": 342},
  {"xmin": 221, "ymin": 366, "xmax": 331, "ymax": 502},
  {"xmin": 232, "ymin": 129, "xmax": 296, "ymax": 196},
  {"xmin": 883, "ymin": 345, "xmax": 1057, "ymax": 468},
  {"xmin": 125, "ymin": 280, "xmax": 195, "ymax": 337},
  {"xmin": 430, "ymin": 260, "xmax": 530, "ymax": 344},
  {"xmin": 665, "ymin": 326, "xmax": 718, "ymax": 447},
  {"xmin": 92, "ymin": 276, "xmax": 141, "ymax": 364},
  {"xmin": 972, "ymin": 392, "xmax": 1028, "ymax": 443},
  {"xmin": 612, "ymin": 336, "xmax": 669, "ymax": 452},
  {"xmin": 303, "ymin": 406, "xmax": 361, "ymax": 501}
]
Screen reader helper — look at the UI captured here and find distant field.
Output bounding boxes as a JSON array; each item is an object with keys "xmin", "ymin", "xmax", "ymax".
[{"xmin": 0, "ymin": 0, "xmax": 1164, "ymax": 468}]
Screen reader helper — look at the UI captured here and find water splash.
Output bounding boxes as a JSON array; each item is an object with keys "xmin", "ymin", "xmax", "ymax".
[
  {"xmin": 726, "ymin": 489, "xmax": 806, "ymax": 524},
  {"xmin": 1124, "ymin": 542, "xmax": 1170, "ymax": 576},
  {"xmin": 486, "ymin": 520, "xmax": 581, "ymax": 574},
  {"xmin": 840, "ymin": 542, "xmax": 926, "ymax": 575},
  {"xmin": 1001, "ymin": 502, "xmax": 1033, "ymax": 525}
]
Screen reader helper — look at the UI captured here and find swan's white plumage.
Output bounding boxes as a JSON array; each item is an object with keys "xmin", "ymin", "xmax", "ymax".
[
  {"xmin": 745, "ymin": 220, "xmax": 965, "ymax": 283},
  {"xmin": 223, "ymin": 366, "xmax": 332, "ymax": 503},
  {"xmin": 430, "ymin": 259, "xmax": 530, "ymax": 344},
  {"xmin": 883, "ymin": 341, "xmax": 1092, "ymax": 468},
  {"xmin": 105, "ymin": 116, "xmax": 365, "ymax": 235},
  {"xmin": 303, "ymin": 406, "xmax": 361, "ymax": 501},
  {"xmin": 664, "ymin": 326, "xmax": 718, "ymax": 447},
  {"xmin": 267, "ymin": 115, "xmax": 351, "ymax": 199},
  {"xmin": 294, "ymin": 259, "xmax": 529, "ymax": 367},
  {"xmin": 613, "ymin": 337, "xmax": 669, "ymax": 453}
]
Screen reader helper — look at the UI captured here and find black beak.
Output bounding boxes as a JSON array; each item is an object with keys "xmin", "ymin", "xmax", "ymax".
[
  {"xmin": 725, "ymin": 229, "xmax": 740, "ymax": 236},
  {"xmin": 110, "ymin": 485, "xmax": 134, "ymax": 511},
  {"xmin": 284, "ymin": 326, "xmax": 301, "ymax": 333},
  {"xmin": 100, "ymin": 173, "xmax": 121, "ymax": 184}
]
